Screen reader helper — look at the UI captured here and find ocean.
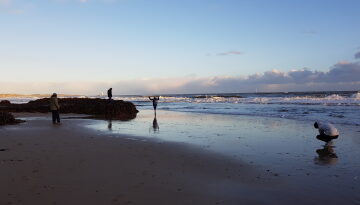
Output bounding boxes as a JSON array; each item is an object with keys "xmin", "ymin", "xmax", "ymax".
[{"xmin": 2, "ymin": 91, "xmax": 360, "ymax": 126}]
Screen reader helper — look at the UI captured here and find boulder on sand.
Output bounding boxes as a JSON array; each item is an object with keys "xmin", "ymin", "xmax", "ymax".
[
  {"xmin": 0, "ymin": 98, "xmax": 138, "ymax": 120},
  {"xmin": 0, "ymin": 100, "xmax": 11, "ymax": 105},
  {"xmin": 0, "ymin": 111, "xmax": 25, "ymax": 125}
]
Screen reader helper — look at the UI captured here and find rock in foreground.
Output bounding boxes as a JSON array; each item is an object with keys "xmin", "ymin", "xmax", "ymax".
[
  {"xmin": 0, "ymin": 112, "xmax": 25, "ymax": 125},
  {"xmin": 0, "ymin": 100, "xmax": 11, "ymax": 105},
  {"xmin": 0, "ymin": 98, "xmax": 138, "ymax": 120}
]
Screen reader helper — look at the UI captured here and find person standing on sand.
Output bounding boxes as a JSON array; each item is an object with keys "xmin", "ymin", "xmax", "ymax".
[
  {"xmin": 50, "ymin": 93, "xmax": 60, "ymax": 124},
  {"xmin": 107, "ymin": 88, "xmax": 112, "ymax": 101},
  {"xmin": 149, "ymin": 96, "xmax": 160, "ymax": 114}
]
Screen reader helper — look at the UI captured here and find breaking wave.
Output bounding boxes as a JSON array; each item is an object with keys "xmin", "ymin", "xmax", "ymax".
[{"xmin": 1, "ymin": 91, "xmax": 359, "ymax": 126}]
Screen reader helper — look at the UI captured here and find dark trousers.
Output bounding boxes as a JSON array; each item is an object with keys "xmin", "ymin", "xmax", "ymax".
[
  {"xmin": 51, "ymin": 110, "xmax": 60, "ymax": 123},
  {"xmin": 316, "ymin": 134, "xmax": 338, "ymax": 143}
]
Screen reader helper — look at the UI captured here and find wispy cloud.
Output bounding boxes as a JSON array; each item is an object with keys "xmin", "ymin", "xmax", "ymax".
[
  {"xmin": 302, "ymin": 30, "xmax": 317, "ymax": 35},
  {"xmin": 217, "ymin": 51, "xmax": 243, "ymax": 56},
  {"xmin": 207, "ymin": 50, "xmax": 243, "ymax": 56},
  {"xmin": 2, "ymin": 60, "xmax": 359, "ymax": 95},
  {"xmin": 2, "ymin": 52, "xmax": 359, "ymax": 95}
]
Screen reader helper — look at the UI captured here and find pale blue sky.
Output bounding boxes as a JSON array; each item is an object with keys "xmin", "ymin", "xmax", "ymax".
[{"xmin": 1, "ymin": 0, "xmax": 359, "ymax": 94}]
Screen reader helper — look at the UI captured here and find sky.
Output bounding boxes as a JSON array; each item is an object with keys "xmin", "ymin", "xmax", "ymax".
[{"xmin": 0, "ymin": 0, "xmax": 360, "ymax": 95}]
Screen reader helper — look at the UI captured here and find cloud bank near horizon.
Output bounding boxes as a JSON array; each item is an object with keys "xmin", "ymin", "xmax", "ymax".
[
  {"xmin": 1, "ymin": 60, "xmax": 359, "ymax": 95},
  {"xmin": 355, "ymin": 51, "xmax": 360, "ymax": 59}
]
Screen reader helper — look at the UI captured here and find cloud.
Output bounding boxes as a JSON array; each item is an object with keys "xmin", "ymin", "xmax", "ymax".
[
  {"xmin": 302, "ymin": 30, "xmax": 317, "ymax": 35},
  {"xmin": 2, "ymin": 61, "xmax": 359, "ymax": 95},
  {"xmin": 207, "ymin": 50, "xmax": 243, "ymax": 56},
  {"xmin": 355, "ymin": 51, "xmax": 360, "ymax": 59},
  {"xmin": 157, "ymin": 60, "xmax": 360, "ymax": 93},
  {"xmin": 2, "ymin": 53, "xmax": 360, "ymax": 95},
  {"xmin": 323, "ymin": 61, "xmax": 360, "ymax": 82},
  {"xmin": 233, "ymin": 61, "xmax": 360, "ymax": 85},
  {"xmin": 217, "ymin": 51, "xmax": 243, "ymax": 56}
]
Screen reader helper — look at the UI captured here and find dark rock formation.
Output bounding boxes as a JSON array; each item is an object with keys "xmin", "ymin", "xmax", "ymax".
[
  {"xmin": 0, "ymin": 98, "xmax": 138, "ymax": 120},
  {"xmin": 0, "ymin": 100, "xmax": 11, "ymax": 105},
  {"xmin": 0, "ymin": 112, "xmax": 25, "ymax": 125}
]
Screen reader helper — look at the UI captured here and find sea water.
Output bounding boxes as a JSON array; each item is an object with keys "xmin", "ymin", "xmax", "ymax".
[{"xmin": 2, "ymin": 91, "xmax": 360, "ymax": 126}]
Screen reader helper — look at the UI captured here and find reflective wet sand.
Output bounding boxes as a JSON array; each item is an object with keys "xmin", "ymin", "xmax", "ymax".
[{"xmin": 88, "ymin": 109, "xmax": 360, "ymax": 204}]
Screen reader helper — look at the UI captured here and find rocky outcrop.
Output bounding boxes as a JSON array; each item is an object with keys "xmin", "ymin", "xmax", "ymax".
[
  {"xmin": 0, "ymin": 100, "xmax": 11, "ymax": 105},
  {"xmin": 0, "ymin": 98, "xmax": 138, "ymax": 120},
  {"xmin": 0, "ymin": 112, "xmax": 25, "ymax": 125}
]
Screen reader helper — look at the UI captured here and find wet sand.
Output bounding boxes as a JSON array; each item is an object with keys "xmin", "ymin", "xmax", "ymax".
[{"xmin": 0, "ymin": 112, "xmax": 359, "ymax": 204}]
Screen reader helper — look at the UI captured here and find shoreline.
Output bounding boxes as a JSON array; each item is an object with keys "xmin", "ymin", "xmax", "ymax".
[{"xmin": 1, "ymin": 112, "xmax": 359, "ymax": 204}]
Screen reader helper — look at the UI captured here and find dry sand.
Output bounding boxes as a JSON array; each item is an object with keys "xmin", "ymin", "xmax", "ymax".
[{"xmin": 0, "ymin": 114, "xmax": 279, "ymax": 205}]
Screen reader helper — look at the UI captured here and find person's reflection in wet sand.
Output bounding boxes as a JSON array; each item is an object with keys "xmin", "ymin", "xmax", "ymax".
[
  {"xmin": 108, "ymin": 119, "xmax": 112, "ymax": 131},
  {"xmin": 152, "ymin": 116, "xmax": 159, "ymax": 133},
  {"xmin": 314, "ymin": 135, "xmax": 338, "ymax": 165}
]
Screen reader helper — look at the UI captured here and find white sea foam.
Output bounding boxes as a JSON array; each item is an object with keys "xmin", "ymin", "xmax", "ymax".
[
  {"xmin": 2, "ymin": 92, "xmax": 360, "ymax": 106},
  {"xmin": 351, "ymin": 92, "xmax": 360, "ymax": 99},
  {"xmin": 0, "ymin": 97, "xmax": 40, "ymax": 104},
  {"xmin": 116, "ymin": 93, "xmax": 360, "ymax": 106}
]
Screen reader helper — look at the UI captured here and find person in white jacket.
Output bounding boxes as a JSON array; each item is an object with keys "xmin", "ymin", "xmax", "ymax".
[
  {"xmin": 314, "ymin": 121, "xmax": 339, "ymax": 144},
  {"xmin": 314, "ymin": 121, "xmax": 339, "ymax": 137}
]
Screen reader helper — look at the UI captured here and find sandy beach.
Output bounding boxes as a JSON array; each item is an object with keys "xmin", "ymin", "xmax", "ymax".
[
  {"xmin": 1, "ymin": 111, "xmax": 359, "ymax": 205},
  {"xmin": 0, "ymin": 113, "xmax": 271, "ymax": 205},
  {"xmin": 2, "ymin": 0, "xmax": 359, "ymax": 203}
]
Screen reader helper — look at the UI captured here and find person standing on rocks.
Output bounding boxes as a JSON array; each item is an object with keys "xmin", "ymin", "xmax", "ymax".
[
  {"xmin": 107, "ymin": 88, "xmax": 113, "ymax": 101},
  {"xmin": 49, "ymin": 93, "xmax": 60, "ymax": 124}
]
